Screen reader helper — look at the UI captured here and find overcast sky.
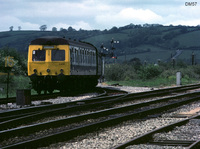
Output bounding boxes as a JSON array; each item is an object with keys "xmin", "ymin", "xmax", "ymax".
[{"xmin": 0, "ymin": 0, "xmax": 200, "ymax": 31}]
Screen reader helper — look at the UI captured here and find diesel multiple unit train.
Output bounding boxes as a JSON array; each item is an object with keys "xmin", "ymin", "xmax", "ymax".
[{"xmin": 28, "ymin": 36, "xmax": 102, "ymax": 94}]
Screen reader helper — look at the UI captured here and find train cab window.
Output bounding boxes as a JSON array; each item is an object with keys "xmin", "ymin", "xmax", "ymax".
[
  {"xmin": 32, "ymin": 50, "xmax": 45, "ymax": 61},
  {"xmin": 51, "ymin": 50, "xmax": 65, "ymax": 61}
]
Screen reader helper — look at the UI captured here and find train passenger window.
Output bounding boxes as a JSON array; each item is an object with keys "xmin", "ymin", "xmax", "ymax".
[
  {"xmin": 93, "ymin": 52, "xmax": 95, "ymax": 64},
  {"xmin": 70, "ymin": 48, "xmax": 74, "ymax": 63},
  {"xmin": 75, "ymin": 50, "xmax": 78, "ymax": 63},
  {"xmin": 86, "ymin": 51, "xmax": 89, "ymax": 64},
  {"xmin": 82, "ymin": 50, "xmax": 84, "ymax": 64},
  {"xmin": 89, "ymin": 52, "xmax": 92, "ymax": 64},
  {"xmin": 52, "ymin": 50, "xmax": 65, "ymax": 61},
  {"xmin": 73, "ymin": 49, "xmax": 75, "ymax": 63},
  {"xmin": 32, "ymin": 50, "xmax": 45, "ymax": 61}
]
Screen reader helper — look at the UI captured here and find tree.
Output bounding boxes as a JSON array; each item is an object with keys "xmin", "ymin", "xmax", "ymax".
[
  {"xmin": 52, "ymin": 27, "xmax": 57, "ymax": 31},
  {"xmin": 68, "ymin": 26, "xmax": 76, "ymax": 32},
  {"xmin": 0, "ymin": 47, "xmax": 27, "ymax": 74},
  {"xmin": 180, "ymin": 26, "xmax": 187, "ymax": 33},
  {"xmin": 40, "ymin": 25, "xmax": 47, "ymax": 31},
  {"xmin": 9, "ymin": 26, "xmax": 13, "ymax": 31},
  {"xmin": 128, "ymin": 58, "xmax": 142, "ymax": 71}
]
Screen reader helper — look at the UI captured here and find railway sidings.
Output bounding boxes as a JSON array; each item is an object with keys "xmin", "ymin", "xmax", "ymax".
[{"xmin": 1, "ymin": 84, "xmax": 200, "ymax": 148}]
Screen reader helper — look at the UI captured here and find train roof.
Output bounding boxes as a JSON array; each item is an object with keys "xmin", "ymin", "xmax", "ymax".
[
  {"xmin": 30, "ymin": 36, "xmax": 96, "ymax": 50},
  {"xmin": 30, "ymin": 36, "xmax": 69, "ymax": 45}
]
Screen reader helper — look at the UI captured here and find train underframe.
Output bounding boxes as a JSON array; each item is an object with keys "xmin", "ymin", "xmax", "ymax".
[{"xmin": 30, "ymin": 74, "xmax": 99, "ymax": 94}]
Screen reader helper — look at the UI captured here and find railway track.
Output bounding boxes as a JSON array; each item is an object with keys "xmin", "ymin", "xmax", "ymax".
[
  {"xmin": 0, "ymin": 83, "xmax": 199, "ymax": 105},
  {"xmin": 114, "ymin": 114, "xmax": 200, "ymax": 149},
  {"xmin": 0, "ymin": 83, "xmax": 199, "ymax": 123},
  {"xmin": 0, "ymin": 87, "xmax": 125, "ymax": 122},
  {"xmin": 0, "ymin": 92, "xmax": 60, "ymax": 105},
  {"xmin": 1, "ymin": 84, "xmax": 200, "ymax": 148},
  {"xmin": 0, "ymin": 87, "xmax": 107, "ymax": 105}
]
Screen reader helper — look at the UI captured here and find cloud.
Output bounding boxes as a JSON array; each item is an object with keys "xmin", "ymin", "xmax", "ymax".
[
  {"xmin": 167, "ymin": 19, "xmax": 200, "ymax": 26},
  {"xmin": 0, "ymin": 16, "xmax": 40, "ymax": 31},
  {"xmin": 95, "ymin": 8, "xmax": 163, "ymax": 28},
  {"xmin": 73, "ymin": 21, "xmax": 93, "ymax": 30},
  {"xmin": 0, "ymin": 0, "xmax": 200, "ymax": 31},
  {"xmin": 163, "ymin": 5, "xmax": 200, "ymax": 26}
]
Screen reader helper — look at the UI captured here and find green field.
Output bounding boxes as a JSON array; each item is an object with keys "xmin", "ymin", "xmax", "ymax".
[{"xmin": 0, "ymin": 25, "xmax": 200, "ymax": 64}]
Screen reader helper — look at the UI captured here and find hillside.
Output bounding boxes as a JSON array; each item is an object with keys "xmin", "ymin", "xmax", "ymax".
[{"xmin": 0, "ymin": 24, "xmax": 200, "ymax": 63}]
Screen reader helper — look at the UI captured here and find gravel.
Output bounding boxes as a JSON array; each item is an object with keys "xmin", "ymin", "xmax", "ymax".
[
  {"xmin": 0, "ymin": 83, "xmax": 153, "ymax": 111},
  {"xmin": 98, "ymin": 83, "xmax": 155, "ymax": 93},
  {"xmin": 0, "ymin": 93, "xmax": 98, "ymax": 111},
  {"xmin": 2, "ymin": 84, "xmax": 200, "ymax": 149},
  {"xmin": 32, "ymin": 93, "xmax": 98, "ymax": 105},
  {"xmin": 44, "ymin": 117, "xmax": 184, "ymax": 149},
  {"xmin": 42, "ymin": 98, "xmax": 200, "ymax": 149}
]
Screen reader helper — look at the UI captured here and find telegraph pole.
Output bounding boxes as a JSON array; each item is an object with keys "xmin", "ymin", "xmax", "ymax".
[{"xmin": 5, "ymin": 56, "xmax": 14, "ymax": 103}]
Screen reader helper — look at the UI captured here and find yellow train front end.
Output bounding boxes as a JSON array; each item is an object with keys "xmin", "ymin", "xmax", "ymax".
[{"xmin": 28, "ymin": 37, "xmax": 70, "ymax": 94}]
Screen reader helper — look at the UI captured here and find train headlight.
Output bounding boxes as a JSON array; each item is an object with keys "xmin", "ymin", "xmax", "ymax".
[
  {"xmin": 33, "ymin": 69, "xmax": 37, "ymax": 73},
  {"xmin": 47, "ymin": 69, "xmax": 50, "ymax": 73}
]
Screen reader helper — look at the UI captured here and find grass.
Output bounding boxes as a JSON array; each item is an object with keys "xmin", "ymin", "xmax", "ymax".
[
  {"xmin": 106, "ymin": 77, "xmax": 199, "ymax": 88},
  {"xmin": 173, "ymin": 30, "xmax": 200, "ymax": 47},
  {"xmin": 0, "ymin": 75, "xmax": 31, "ymax": 98},
  {"xmin": 1, "ymin": 26, "xmax": 200, "ymax": 64},
  {"xmin": 0, "ymin": 75, "xmax": 61, "ymax": 98}
]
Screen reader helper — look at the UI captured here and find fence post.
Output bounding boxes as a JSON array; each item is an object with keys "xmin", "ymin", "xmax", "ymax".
[{"xmin": 176, "ymin": 72, "xmax": 181, "ymax": 86}]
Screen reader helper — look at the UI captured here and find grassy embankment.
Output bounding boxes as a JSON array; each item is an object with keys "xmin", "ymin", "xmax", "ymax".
[{"xmin": 104, "ymin": 63, "xmax": 200, "ymax": 88}]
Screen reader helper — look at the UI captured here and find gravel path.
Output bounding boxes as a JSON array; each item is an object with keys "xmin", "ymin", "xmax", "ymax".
[{"xmin": 98, "ymin": 83, "xmax": 155, "ymax": 93}]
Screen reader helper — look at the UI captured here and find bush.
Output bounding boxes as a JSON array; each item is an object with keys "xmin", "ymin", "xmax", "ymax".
[
  {"xmin": 138, "ymin": 65, "xmax": 162, "ymax": 80},
  {"xmin": 105, "ymin": 64, "xmax": 126, "ymax": 81},
  {"xmin": 160, "ymin": 69, "xmax": 177, "ymax": 78},
  {"xmin": 123, "ymin": 70, "xmax": 138, "ymax": 81},
  {"xmin": 105, "ymin": 60, "xmax": 200, "ymax": 87}
]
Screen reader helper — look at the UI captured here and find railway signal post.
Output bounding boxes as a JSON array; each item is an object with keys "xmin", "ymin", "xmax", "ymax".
[{"xmin": 4, "ymin": 56, "xmax": 14, "ymax": 103}]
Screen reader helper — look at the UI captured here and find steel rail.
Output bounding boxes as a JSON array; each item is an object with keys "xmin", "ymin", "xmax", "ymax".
[
  {"xmin": 1, "ymin": 90, "xmax": 199, "ymax": 140},
  {"xmin": 1, "ymin": 86, "xmax": 199, "ymax": 130},
  {"xmin": 2, "ymin": 82, "xmax": 196, "ymax": 121},
  {"xmin": 1, "ymin": 83, "xmax": 199, "ymax": 118},
  {"xmin": 0, "ymin": 87, "xmax": 107, "ymax": 104},
  {"xmin": 0, "ymin": 92, "xmax": 123, "ymax": 123},
  {"xmin": 187, "ymin": 139, "xmax": 200, "ymax": 149},
  {"xmin": 1, "ymin": 91, "xmax": 200, "ymax": 148},
  {"xmin": 113, "ymin": 115, "xmax": 200, "ymax": 149},
  {"xmin": 0, "ymin": 83, "xmax": 199, "ymax": 104}
]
